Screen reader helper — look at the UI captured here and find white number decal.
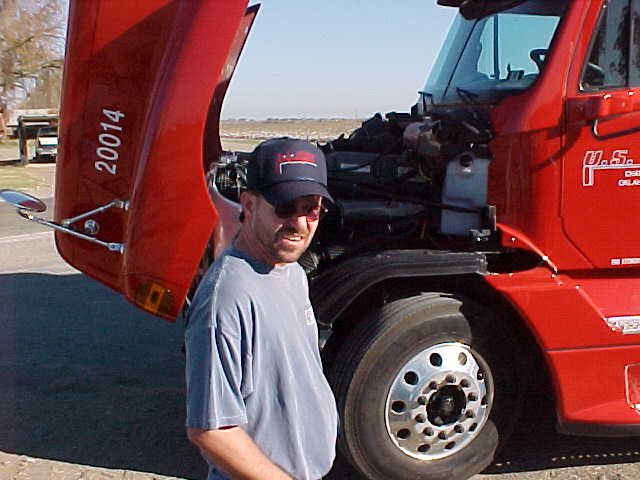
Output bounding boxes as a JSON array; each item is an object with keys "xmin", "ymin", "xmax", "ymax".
[
  {"xmin": 97, "ymin": 146, "xmax": 118, "ymax": 161},
  {"xmin": 102, "ymin": 108, "xmax": 125, "ymax": 123},
  {"xmin": 95, "ymin": 109, "xmax": 125, "ymax": 175},
  {"xmin": 95, "ymin": 160, "xmax": 117, "ymax": 175},
  {"xmin": 100, "ymin": 122, "xmax": 122, "ymax": 132},
  {"xmin": 98, "ymin": 133, "xmax": 121, "ymax": 148}
]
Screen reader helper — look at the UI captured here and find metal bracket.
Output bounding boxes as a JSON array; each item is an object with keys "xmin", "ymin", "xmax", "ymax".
[
  {"xmin": 19, "ymin": 199, "xmax": 129, "ymax": 254},
  {"xmin": 61, "ymin": 199, "xmax": 129, "ymax": 227}
]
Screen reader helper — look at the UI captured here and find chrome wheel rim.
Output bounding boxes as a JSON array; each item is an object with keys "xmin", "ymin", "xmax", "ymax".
[{"xmin": 385, "ymin": 342, "xmax": 493, "ymax": 460}]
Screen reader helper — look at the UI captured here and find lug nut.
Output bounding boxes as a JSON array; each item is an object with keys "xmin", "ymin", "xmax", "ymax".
[
  {"xmin": 428, "ymin": 381, "xmax": 438, "ymax": 390},
  {"xmin": 446, "ymin": 375, "xmax": 456, "ymax": 383},
  {"xmin": 468, "ymin": 392, "xmax": 478, "ymax": 401},
  {"xmin": 438, "ymin": 432, "xmax": 447, "ymax": 440},
  {"xmin": 423, "ymin": 427, "xmax": 434, "ymax": 436},
  {"xmin": 460, "ymin": 379, "xmax": 470, "ymax": 388},
  {"xmin": 477, "ymin": 371, "xmax": 484, "ymax": 380},
  {"xmin": 415, "ymin": 414, "xmax": 426, "ymax": 423},
  {"xmin": 454, "ymin": 425, "xmax": 464, "ymax": 433},
  {"xmin": 418, "ymin": 395, "xmax": 427, "ymax": 405}
]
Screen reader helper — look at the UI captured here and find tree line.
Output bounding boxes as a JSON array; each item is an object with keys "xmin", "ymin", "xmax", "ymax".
[{"xmin": 0, "ymin": 0, "xmax": 65, "ymax": 132}]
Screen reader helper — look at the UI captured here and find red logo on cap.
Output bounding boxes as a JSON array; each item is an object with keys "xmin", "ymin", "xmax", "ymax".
[{"xmin": 275, "ymin": 151, "xmax": 317, "ymax": 174}]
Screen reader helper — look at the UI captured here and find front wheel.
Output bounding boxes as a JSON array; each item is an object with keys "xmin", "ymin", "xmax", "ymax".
[{"xmin": 330, "ymin": 293, "xmax": 521, "ymax": 480}]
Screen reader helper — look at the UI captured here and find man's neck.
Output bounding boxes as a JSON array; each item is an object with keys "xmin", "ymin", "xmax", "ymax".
[{"xmin": 233, "ymin": 232, "xmax": 284, "ymax": 268}]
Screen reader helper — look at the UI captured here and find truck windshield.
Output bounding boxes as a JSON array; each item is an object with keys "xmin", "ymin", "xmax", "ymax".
[
  {"xmin": 422, "ymin": 0, "xmax": 570, "ymax": 106},
  {"xmin": 38, "ymin": 127, "xmax": 57, "ymax": 137}
]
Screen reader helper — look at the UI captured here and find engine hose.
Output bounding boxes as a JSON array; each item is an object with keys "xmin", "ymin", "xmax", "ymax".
[
  {"xmin": 329, "ymin": 178, "xmax": 481, "ymax": 214},
  {"xmin": 384, "ymin": 168, "xmax": 419, "ymax": 185},
  {"xmin": 327, "ymin": 138, "xmax": 403, "ymax": 172}
]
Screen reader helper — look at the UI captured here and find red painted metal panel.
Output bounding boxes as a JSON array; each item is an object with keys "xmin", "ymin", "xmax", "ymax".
[
  {"xmin": 486, "ymin": 268, "xmax": 640, "ymax": 351},
  {"xmin": 487, "ymin": 1, "xmax": 595, "ymax": 271},
  {"xmin": 487, "ymin": 267, "xmax": 640, "ymax": 424},
  {"xmin": 488, "ymin": 268, "xmax": 607, "ymax": 351},
  {"xmin": 55, "ymin": 0, "xmax": 254, "ymax": 320},
  {"xmin": 550, "ymin": 347, "xmax": 640, "ymax": 424},
  {"xmin": 561, "ymin": 0, "xmax": 640, "ymax": 270}
]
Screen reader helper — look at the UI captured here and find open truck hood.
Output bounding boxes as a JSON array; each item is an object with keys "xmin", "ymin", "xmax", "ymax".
[{"xmin": 55, "ymin": 0, "xmax": 258, "ymax": 320}]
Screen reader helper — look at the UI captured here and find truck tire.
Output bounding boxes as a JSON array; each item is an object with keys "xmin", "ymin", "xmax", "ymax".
[{"xmin": 329, "ymin": 293, "xmax": 519, "ymax": 480}]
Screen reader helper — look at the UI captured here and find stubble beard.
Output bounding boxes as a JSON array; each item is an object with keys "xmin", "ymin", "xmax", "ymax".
[{"xmin": 267, "ymin": 227, "xmax": 311, "ymax": 264}]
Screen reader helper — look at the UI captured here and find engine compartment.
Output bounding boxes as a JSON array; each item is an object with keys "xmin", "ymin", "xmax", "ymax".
[{"xmin": 212, "ymin": 108, "xmax": 498, "ymax": 275}]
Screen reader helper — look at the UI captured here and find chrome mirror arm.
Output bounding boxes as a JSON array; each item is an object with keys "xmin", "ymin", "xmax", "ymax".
[
  {"xmin": 18, "ymin": 209, "xmax": 125, "ymax": 254},
  {"xmin": 61, "ymin": 199, "xmax": 129, "ymax": 227},
  {"xmin": 1, "ymin": 190, "xmax": 127, "ymax": 254}
]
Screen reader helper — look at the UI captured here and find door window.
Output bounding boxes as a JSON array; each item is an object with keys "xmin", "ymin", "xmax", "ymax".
[{"xmin": 581, "ymin": 0, "xmax": 630, "ymax": 90}]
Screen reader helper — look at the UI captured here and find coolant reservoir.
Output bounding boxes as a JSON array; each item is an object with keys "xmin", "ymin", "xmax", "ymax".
[{"xmin": 440, "ymin": 152, "xmax": 489, "ymax": 236}]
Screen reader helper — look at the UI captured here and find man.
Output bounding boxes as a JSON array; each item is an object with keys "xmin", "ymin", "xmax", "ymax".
[{"xmin": 185, "ymin": 138, "xmax": 338, "ymax": 480}]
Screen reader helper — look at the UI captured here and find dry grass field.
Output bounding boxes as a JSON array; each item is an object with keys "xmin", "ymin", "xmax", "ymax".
[
  {"xmin": 0, "ymin": 120, "xmax": 363, "ymax": 158},
  {"xmin": 220, "ymin": 119, "xmax": 362, "ymax": 152},
  {"xmin": 0, "ymin": 139, "xmax": 19, "ymax": 161},
  {"xmin": 220, "ymin": 118, "xmax": 362, "ymax": 152},
  {"xmin": 220, "ymin": 118, "xmax": 361, "ymax": 142}
]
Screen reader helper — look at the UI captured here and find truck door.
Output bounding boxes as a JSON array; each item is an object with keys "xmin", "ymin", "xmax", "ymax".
[{"xmin": 563, "ymin": 0, "xmax": 640, "ymax": 269}]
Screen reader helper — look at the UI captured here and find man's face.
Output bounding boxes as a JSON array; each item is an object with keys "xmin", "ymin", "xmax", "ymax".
[{"xmin": 239, "ymin": 192, "xmax": 323, "ymax": 266}]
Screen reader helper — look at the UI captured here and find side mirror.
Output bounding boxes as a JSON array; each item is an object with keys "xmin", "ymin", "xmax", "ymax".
[
  {"xmin": 0, "ymin": 189, "xmax": 47, "ymax": 212},
  {"xmin": 0, "ymin": 188, "xmax": 126, "ymax": 254}
]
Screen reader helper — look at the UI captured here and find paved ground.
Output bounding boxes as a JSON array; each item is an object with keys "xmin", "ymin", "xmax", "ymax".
[
  {"xmin": 0, "ymin": 158, "xmax": 200, "ymax": 479},
  {"xmin": 3, "ymin": 161, "xmax": 640, "ymax": 480},
  {"xmin": 0, "ymin": 140, "xmax": 55, "ymax": 198},
  {"xmin": 0, "ymin": 163, "xmax": 55, "ymax": 198},
  {"xmin": 0, "ymin": 451, "xmax": 180, "ymax": 479}
]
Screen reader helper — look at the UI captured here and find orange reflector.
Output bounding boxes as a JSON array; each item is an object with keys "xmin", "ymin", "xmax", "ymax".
[{"xmin": 134, "ymin": 280, "xmax": 174, "ymax": 315}]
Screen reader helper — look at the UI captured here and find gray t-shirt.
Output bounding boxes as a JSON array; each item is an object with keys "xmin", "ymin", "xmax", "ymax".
[{"xmin": 185, "ymin": 248, "xmax": 338, "ymax": 480}]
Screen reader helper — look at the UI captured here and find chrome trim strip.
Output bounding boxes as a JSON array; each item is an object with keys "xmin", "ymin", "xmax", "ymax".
[{"xmin": 606, "ymin": 316, "xmax": 640, "ymax": 335}]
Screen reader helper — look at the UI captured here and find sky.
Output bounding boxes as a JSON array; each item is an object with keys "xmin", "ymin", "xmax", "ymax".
[{"xmin": 221, "ymin": 1, "xmax": 456, "ymax": 119}]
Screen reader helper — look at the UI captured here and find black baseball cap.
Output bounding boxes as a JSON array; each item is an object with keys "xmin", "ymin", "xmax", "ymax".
[{"xmin": 247, "ymin": 137, "xmax": 333, "ymax": 206}]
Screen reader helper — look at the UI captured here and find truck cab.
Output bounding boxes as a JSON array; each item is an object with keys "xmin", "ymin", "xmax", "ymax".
[{"xmin": 4, "ymin": 1, "xmax": 640, "ymax": 479}]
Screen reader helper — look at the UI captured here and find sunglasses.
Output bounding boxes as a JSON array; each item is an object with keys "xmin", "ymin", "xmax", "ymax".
[{"xmin": 273, "ymin": 201, "xmax": 327, "ymax": 221}]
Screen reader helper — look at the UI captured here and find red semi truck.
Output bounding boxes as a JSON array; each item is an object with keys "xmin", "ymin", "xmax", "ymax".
[{"xmin": 4, "ymin": 0, "xmax": 640, "ymax": 479}]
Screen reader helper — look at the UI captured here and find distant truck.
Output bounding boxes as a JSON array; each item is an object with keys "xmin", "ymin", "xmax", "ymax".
[
  {"xmin": 15, "ymin": 114, "xmax": 58, "ymax": 165},
  {"xmin": 34, "ymin": 126, "xmax": 58, "ymax": 162},
  {"xmin": 4, "ymin": 1, "xmax": 640, "ymax": 479},
  {"xmin": 6, "ymin": 108, "xmax": 57, "ymax": 138}
]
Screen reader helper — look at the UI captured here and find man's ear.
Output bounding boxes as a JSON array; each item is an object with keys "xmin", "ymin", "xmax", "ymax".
[{"xmin": 239, "ymin": 191, "xmax": 256, "ymax": 220}]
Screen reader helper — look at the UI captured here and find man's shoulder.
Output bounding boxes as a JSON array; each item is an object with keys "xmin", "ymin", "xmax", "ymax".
[
  {"xmin": 187, "ymin": 253, "xmax": 257, "ymax": 327},
  {"xmin": 206, "ymin": 250, "xmax": 258, "ymax": 294}
]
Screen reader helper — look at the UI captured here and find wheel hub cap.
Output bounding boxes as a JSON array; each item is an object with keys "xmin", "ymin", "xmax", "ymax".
[
  {"xmin": 427, "ymin": 385, "xmax": 466, "ymax": 425},
  {"xmin": 385, "ymin": 342, "xmax": 493, "ymax": 460}
]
